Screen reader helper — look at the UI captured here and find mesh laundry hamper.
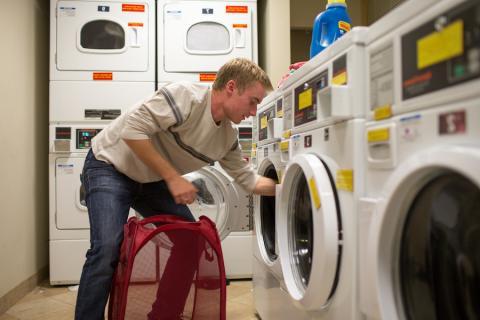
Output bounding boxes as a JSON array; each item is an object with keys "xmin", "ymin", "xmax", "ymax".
[{"xmin": 108, "ymin": 215, "xmax": 226, "ymax": 320}]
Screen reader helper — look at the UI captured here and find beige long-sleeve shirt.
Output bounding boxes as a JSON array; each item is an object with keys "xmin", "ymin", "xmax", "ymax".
[{"xmin": 92, "ymin": 82, "xmax": 259, "ymax": 193}]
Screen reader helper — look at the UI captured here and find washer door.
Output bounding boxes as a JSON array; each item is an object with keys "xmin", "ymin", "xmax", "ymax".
[
  {"xmin": 184, "ymin": 166, "xmax": 240, "ymax": 240},
  {"xmin": 400, "ymin": 172, "xmax": 480, "ymax": 319},
  {"xmin": 278, "ymin": 154, "xmax": 342, "ymax": 310},
  {"xmin": 373, "ymin": 146, "xmax": 480, "ymax": 320}
]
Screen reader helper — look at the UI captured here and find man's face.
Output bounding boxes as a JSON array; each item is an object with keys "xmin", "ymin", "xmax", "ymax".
[{"xmin": 224, "ymin": 81, "xmax": 266, "ymax": 124}]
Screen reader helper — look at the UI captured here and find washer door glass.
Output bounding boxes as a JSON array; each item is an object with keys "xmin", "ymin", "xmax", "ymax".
[
  {"xmin": 400, "ymin": 172, "xmax": 480, "ymax": 319},
  {"xmin": 278, "ymin": 154, "xmax": 341, "ymax": 309},
  {"xmin": 289, "ymin": 170, "xmax": 314, "ymax": 289},
  {"xmin": 184, "ymin": 171, "xmax": 228, "ymax": 238}
]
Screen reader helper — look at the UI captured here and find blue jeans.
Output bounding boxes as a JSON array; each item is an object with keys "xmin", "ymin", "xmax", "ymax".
[{"xmin": 75, "ymin": 149, "xmax": 195, "ymax": 320}]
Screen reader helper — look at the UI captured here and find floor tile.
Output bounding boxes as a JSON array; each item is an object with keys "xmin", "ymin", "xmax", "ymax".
[{"xmin": 1, "ymin": 279, "xmax": 256, "ymax": 319}]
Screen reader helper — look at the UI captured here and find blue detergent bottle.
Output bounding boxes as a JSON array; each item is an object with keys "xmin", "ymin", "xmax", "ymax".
[{"xmin": 310, "ymin": 0, "xmax": 352, "ymax": 58}]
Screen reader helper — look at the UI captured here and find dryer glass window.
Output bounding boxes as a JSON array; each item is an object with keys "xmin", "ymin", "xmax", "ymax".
[
  {"xmin": 260, "ymin": 165, "xmax": 278, "ymax": 261},
  {"xmin": 400, "ymin": 172, "xmax": 480, "ymax": 319},
  {"xmin": 186, "ymin": 22, "xmax": 230, "ymax": 52},
  {"xmin": 81, "ymin": 20, "xmax": 125, "ymax": 50},
  {"xmin": 185, "ymin": 173, "xmax": 226, "ymax": 226},
  {"xmin": 289, "ymin": 170, "xmax": 313, "ymax": 290}
]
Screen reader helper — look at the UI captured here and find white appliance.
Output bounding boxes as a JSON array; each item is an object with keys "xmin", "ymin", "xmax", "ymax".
[
  {"xmin": 183, "ymin": 121, "xmax": 255, "ymax": 279},
  {"xmin": 278, "ymin": 119, "xmax": 365, "ymax": 319},
  {"xmin": 274, "ymin": 27, "xmax": 370, "ymax": 319},
  {"xmin": 50, "ymin": 0, "xmax": 156, "ymax": 122},
  {"xmin": 184, "ymin": 164, "xmax": 253, "ymax": 279},
  {"xmin": 288, "ymin": 28, "xmax": 368, "ymax": 135},
  {"xmin": 157, "ymin": 0, "xmax": 258, "ymax": 85},
  {"xmin": 253, "ymin": 92, "xmax": 305, "ymax": 319},
  {"xmin": 50, "ymin": 0, "xmax": 155, "ymax": 81},
  {"xmin": 49, "ymin": 124, "xmax": 104, "ymax": 284},
  {"xmin": 359, "ymin": 0, "xmax": 480, "ymax": 319}
]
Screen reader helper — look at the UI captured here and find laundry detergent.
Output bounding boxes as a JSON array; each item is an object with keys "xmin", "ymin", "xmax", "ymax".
[{"xmin": 310, "ymin": 0, "xmax": 352, "ymax": 58}]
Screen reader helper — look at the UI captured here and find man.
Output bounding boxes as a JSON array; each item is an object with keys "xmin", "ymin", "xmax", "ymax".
[{"xmin": 75, "ymin": 58, "xmax": 276, "ymax": 319}]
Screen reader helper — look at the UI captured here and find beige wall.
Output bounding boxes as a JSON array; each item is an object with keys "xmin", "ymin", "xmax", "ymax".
[
  {"xmin": 258, "ymin": 0, "xmax": 291, "ymax": 87},
  {"xmin": 0, "ymin": 0, "xmax": 49, "ymax": 300}
]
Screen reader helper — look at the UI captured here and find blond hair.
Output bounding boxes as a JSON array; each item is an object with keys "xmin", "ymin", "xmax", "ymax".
[{"xmin": 212, "ymin": 58, "xmax": 273, "ymax": 93}]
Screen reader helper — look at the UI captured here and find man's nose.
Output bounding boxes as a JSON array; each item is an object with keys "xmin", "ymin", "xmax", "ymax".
[{"xmin": 249, "ymin": 107, "xmax": 257, "ymax": 116}]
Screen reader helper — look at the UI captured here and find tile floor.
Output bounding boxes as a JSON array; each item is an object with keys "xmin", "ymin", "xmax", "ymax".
[{"xmin": 0, "ymin": 280, "xmax": 258, "ymax": 320}]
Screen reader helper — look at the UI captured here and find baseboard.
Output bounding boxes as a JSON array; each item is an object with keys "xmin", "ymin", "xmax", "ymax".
[{"xmin": 0, "ymin": 266, "xmax": 48, "ymax": 315}]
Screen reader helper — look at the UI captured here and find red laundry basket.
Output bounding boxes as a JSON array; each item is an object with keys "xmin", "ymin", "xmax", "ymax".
[{"xmin": 108, "ymin": 215, "xmax": 226, "ymax": 320}]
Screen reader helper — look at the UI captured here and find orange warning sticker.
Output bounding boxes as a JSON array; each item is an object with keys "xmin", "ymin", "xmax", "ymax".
[
  {"xmin": 233, "ymin": 24, "xmax": 248, "ymax": 28},
  {"xmin": 199, "ymin": 73, "xmax": 217, "ymax": 82},
  {"xmin": 128, "ymin": 22, "xmax": 144, "ymax": 27},
  {"xmin": 226, "ymin": 6, "xmax": 248, "ymax": 13},
  {"xmin": 93, "ymin": 72, "xmax": 113, "ymax": 81},
  {"xmin": 122, "ymin": 4, "xmax": 145, "ymax": 12}
]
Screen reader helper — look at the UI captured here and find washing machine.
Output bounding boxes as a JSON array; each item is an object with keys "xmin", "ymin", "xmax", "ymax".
[
  {"xmin": 252, "ymin": 91, "xmax": 306, "ymax": 320},
  {"xmin": 274, "ymin": 27, "xmax": 369, "ymax": 319},
  {"xmin": 358, "ymin": 0, "xmax": 480, "ymax": 319},
  {"xmin": 156, "ymin": 0, "xmax": 258, "ymax": 86},
  {"xmin": 49, "ymin": 123, "xmax": 105, "ymax": 284},
  {"xmin": 50, "ymin": 0, "xmax": 156, "ymax": 122}
]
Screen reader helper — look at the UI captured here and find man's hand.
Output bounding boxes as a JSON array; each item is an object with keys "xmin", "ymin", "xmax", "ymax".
[
  {"xmin": 123, "ymin": 138, "xmax": 199, "ymax": 204},
  {"xmin": 165, "ymin": 175, "xmax": 199, "ymax": 205},
  {"xmin": 253, "ymin": 176, "xmax": 277, "ymax": 196}
]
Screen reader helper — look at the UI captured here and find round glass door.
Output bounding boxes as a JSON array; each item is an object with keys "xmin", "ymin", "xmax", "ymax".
[
  {"xmin": 289, "ymin": 170, "xmax": 314, "ymax": 290},
  {"xmin": 400, "ymin": 172, "xmax": 480, "ymax": 319},
  {"xmin": 278, "ymin": 154, "xmax": 341, "ymax": 310},
  {"xmin": 184, "ymin": 169, "xmax": 231, "ymax": 240}
]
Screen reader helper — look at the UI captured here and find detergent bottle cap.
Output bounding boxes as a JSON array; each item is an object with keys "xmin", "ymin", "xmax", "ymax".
[{"xmin": 327, "ymin": 0, "xmax": 347, "ymax": 5}]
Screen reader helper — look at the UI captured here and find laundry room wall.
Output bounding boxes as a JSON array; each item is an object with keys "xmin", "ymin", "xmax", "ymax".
[
  {"xmin": 0, "ymin": 0, "xmax": 49, "ymax": 313},
  {"xmin": 258, "ymin": 0, "xmax": 291, "ymax": 87}
]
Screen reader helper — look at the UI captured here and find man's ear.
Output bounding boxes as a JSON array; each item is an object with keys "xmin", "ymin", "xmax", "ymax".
[{"xmin": 225, "ymin": 79, "xmax": 236, "ymax": 94}]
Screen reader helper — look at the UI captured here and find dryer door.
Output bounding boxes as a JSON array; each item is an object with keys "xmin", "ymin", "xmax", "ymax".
[
  {"xmin": 162, "ymin": 1, "xmax": 254, "ymax": 72},
  {"xmin": 278, "ymin": 154, "xmax": 341, "ymax": 311},
  {"xmin": 184, "ymin": 166, "xmax": 241, "ymax": 240},
  {"xmin": 56, "ymin": 0, "xmax": 151, "ymax": 71},
  {"xmin": 55, "ymin": 156, "xmax": 89, "ymax": 229}
]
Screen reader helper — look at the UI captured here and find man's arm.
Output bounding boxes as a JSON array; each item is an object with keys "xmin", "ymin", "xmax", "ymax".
[
  {"xmin": 253, "ymin": 176, "xmax": 276, "ymax": 196},
  {"xmin": 123, "ymin": 138, "xmax": 198, "ymax": 204}
]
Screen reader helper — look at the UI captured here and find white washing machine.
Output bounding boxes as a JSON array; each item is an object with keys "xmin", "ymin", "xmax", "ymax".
[
  {"xmin": 49, "ymin": 123, "xmax": 105, "ymax": 284},
  {"xmin": 253, "ymin": 92, "xmax": 305, "ymax": 319},
  {"xmin": 50, "ymin": 0, "xmax": 156, "ymax": 122},
  {"xmin": 278, "ymin": 118, "xmax": 365, "ymax": 320},
  {"xmin": 274, "ymin": 27, "xmax": 369, "ymax": 319},
  {"xmin": 156, "ymin": 0, "xmax": 258, "ymax": 86},
  {"xmin": 359, "ymin": 0, "xmax": 480, "ymax": 319}
]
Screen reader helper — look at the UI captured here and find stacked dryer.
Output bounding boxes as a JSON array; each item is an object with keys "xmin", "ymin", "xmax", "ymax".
[
  {"xmin": 156, "ymin": 0, "xmax": 259, "ymax": 279},
  {"xmin": 156, "ymin": 0, "xmax": 258, "ymax": 87},
  {"xmin": 49, "ymin": 0, "xmax": 155, "ymax": 284},
  {"xmin": 359, "ymin": 0, "xmax": 480, "ymax": 319},
  {"xmin": 273, "ymin": 27, "xmax": 369, "ymax": 319}
]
